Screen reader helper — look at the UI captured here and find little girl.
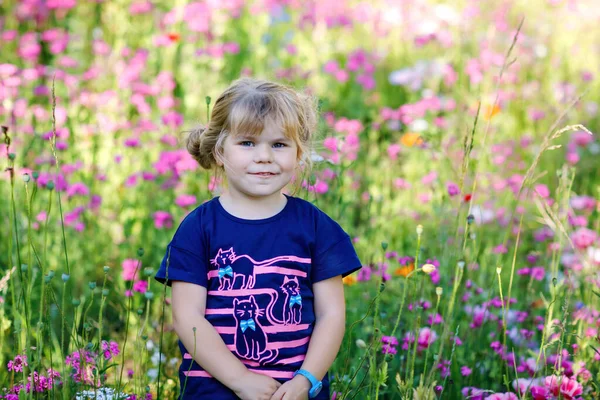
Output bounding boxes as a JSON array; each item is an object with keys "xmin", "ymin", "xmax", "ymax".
[{"xmin": 155, "ymin": 78, "xmax": 362, "ymax": 400}]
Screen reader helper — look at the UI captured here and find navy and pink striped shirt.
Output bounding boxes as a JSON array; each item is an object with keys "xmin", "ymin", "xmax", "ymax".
[{"xmin": 155, "ymin": 194, "xmax": 362, "ymax": 399}]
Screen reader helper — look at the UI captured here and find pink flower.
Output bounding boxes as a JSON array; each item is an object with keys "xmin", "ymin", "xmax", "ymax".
[
  {"xmin": 153, "ymin": 211, "xmax": 173, "ymax": 229},
  {"xmin": 175, "ymin": 194, "xmax": 197, "ymax": 208},
  {"xmin": 421, "ymin": 171, "xmax": 437, "ymax": 185},
  {"xmin": 394, "ymin": 178, "xmax": 411, "ymax": 189},
  {"xmin": 387, "ymin": 144, "xmax": 401, "ymax": 160},
  {"xmin": 544, "ymin": 375, "xmax": 560, "ymax": 396},
  {"xmin": 122, "ymin": 259, "xmax": 140, "ymax": 281},
  {"xmin": 559, "ymin": 376, "xmax": 582, "ymax": 399},
  {"xmin": 417, "ymin": 327, "xmax": 437, "ymax": 350},
  {"xmin": 460, "ymin": 366, "xmax": 472, "ymax": 376},
  {"xmin": 571, "ymin": 228, "xmax": 597, "ymax": 250},
  {"xmin": 534, "ymin": 184, "xmax": 550, "ymax": 198},
  {"xmin": 530, "ymin": 267, "xmax": 545, "ymax": 281},
  {"xmin": 571, "ymin": 130, "xmax": 593, "ymax": 147},
  {"xmin": 323, "ymin": 137, "xmax": 338, "ymax": 152}
]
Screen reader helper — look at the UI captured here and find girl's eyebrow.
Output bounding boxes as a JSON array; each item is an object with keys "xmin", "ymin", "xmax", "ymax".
[{"xmin": 238, "ymin": 136, "xmax": 291, "ymax": 142}]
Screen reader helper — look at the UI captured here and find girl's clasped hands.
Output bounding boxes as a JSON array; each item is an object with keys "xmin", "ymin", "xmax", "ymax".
[{"xmin": 232, "ymin": 370, "xmax": 310, "ymax": 400}]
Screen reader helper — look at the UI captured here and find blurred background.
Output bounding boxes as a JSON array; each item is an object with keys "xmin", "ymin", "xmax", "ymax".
[{"xmin": 1, "ymin": 0, "xmax": 599, "ymax": 398}]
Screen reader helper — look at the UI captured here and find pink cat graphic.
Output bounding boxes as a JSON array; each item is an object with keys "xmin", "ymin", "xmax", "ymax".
[{"xmin": 211, "ymin": 247, "xmax": 307, "ymax": 291}]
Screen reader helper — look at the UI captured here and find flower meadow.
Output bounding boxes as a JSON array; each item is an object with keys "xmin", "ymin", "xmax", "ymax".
[{"xmin": 1, "ymin": 0, "xmax": 600, "ymax": 398}]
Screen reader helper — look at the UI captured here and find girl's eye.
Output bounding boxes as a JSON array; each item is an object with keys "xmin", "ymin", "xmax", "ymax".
[
  {"xmin": 240, "ymin": 141, "xmax": 254, "ymax": 146},
  {"xmin": 273, "ymin": 143, "xmax": 286, "ymax": 148}
]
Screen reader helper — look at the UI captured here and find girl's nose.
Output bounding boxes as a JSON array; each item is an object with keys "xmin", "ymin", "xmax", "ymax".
[{"xmin": 254, "ymin": 144, "xmax": 273, "ymax": 162}]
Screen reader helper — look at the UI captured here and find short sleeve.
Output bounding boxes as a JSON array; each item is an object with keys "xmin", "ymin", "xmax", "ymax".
[
  {"xmin": 311, "ymin": 209, "xmax": 362, "ymax": 283},
  {"xmin": 155, "ymin": 208, "xmax": 208, "ymax": 287}
]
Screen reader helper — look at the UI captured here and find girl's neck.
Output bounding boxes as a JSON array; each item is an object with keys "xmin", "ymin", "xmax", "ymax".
[{"xmin": 218, "ymin": 191, "xmax": 288, "ymax": 220}]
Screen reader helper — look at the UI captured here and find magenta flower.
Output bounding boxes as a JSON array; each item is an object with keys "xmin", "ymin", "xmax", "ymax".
[
  {"xmin": 101, "ymin": 340, "xmax": 120, "ymax": 360},
  {"xmin": 460, "ymin": 366, "xmax": 472, "ymax": 376},
  {"xmin": 446, "ymin": 181, "xmax": 460, "ymax": 197},
  {"xmin": 133, "ymin": 280, "xmax": 148, "ymax": 294},
  {"xmin": 7, "ymin": 354, "xmax": 28, "ymax": 372},
  {"xmin": 153, "ymin": 211, "xmax": 173, "ymax": 229},
  {"xmin": 530, "ymin": 385, "xmax": 549, "ymax": 400},
  {"xmin": 487, "ymin": 393, "xmax": 518, "ymax": 400}
]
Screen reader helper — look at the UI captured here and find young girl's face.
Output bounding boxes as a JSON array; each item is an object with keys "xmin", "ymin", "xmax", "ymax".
[{"xmin": 219, "ymin": 119, "xmax": 299, "ymax": 201}]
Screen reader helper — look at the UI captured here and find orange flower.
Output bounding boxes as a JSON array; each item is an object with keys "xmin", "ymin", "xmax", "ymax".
[
  {"xmin": 394, "ymin": 263, "xmax": 415, "ymax": 277},
  {"xmin": 342, "ymin": 274, "xmax": 357, "ymax": 286},
  {"xmin": 483, "ymin": 104, "xmax": 501, "ymax": 120},
  {"xmin": 167, "ymin": 32, "xmax": 180, "ymax": 42},
  {"xmin": 400, "ymin": 132, "xmax": 423, "ymax": 147}
]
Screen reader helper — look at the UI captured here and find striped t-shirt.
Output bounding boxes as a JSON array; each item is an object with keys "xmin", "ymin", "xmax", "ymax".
[{"xmin": 155, "ymin": 194, "xmax": 362, "ymax": 399}]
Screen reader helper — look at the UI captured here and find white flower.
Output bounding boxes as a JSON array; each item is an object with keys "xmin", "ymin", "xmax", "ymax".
[
  {"xmin": 151, "ymin": 350, "xmax": 166, "ymax": 365},
  {"xmin": 147, "ymin": 367, "xmax": 159, "ymax": 380},
  {"xmin": 75, "ymin": 387, "xmax": 130, "ymax": 400},
  {"xmin": 409, "ymin": 119, "xmax": 428, "ymax": 133}
]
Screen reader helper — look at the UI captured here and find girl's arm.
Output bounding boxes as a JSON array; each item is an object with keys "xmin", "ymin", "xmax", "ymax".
[
  {"xmin": 172, "ymin": 281, "xmax": 247, "ymax": 388},
  {"xmin": 297, "ymin": 275, "xmax": 346, "ymax": 381},
  {"xmin": 172, "ymin": 281, "xmax": 280, "ymax": 395}
]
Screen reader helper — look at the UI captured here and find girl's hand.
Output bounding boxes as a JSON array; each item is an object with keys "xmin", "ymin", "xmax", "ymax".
[
  {"xmin": 269, "ymin": 376, "xmax": 311, "ymax": 400},
  {"xmin": 232, "ymin": 370, "xmax": 282, "ymax": 400}
]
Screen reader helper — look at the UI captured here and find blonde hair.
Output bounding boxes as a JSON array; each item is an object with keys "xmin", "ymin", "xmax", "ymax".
[{"xmin": 186, "ymin": 77, "xmax": 319, "ymax": 195}]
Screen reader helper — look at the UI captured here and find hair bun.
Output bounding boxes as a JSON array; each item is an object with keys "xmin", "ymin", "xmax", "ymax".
[{"xmin": 186, "ymin": 125, "xmax": 215, "ymax": 169}]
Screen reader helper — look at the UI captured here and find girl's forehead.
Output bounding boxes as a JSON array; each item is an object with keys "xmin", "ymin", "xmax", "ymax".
[{"xmin": 230, "ymin": 121, "xmax": 294, "ymax": 140}]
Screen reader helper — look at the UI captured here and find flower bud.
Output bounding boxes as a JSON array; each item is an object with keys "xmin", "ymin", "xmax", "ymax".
[
  {"xmin": 496, "ymin": 267, "xmax": 502, "ymax": 275},
  {"xmin": 137, "ymin": 248, "xmax": 145, "ymax": 257},
  {"xmin": 72, "ymin": 299, "xmax": 81, "ymax": 306},
  {"xmin": 355, "ymin": 339, "xmax": 367, "ymax": 349},
  {"xmin": 422, "ymin": 263, "xmax": 436, "ymax": 275},
  {"xmin": 103, "ymin": 266, "xmax": 110, "ymax": 274},
  {"xmin": 62, "ymin": 273, "xmax": 70, "ymax": 282},
  {"xmin": 23, "ymin": 173, "xmax": 30, "ymax": 183},
  {"xmin": 8, "ymin": 153, "xmax": 15, "ymax": 160},
  {"xmin": 32, "ymin": 171, "xmax": 39, "ymax": 179},
  {"xmin": 457, "ymin": 260, "xmax": 465, "ymax": 269},
  {"xmin": 416, "ymin": 225, "xmax": 423, "ymax": 236},
  {"xmin": 381, "ymin": 242, "xmax": 388, "ymax": 251},
  {"xmin": 47, "ymin": 181, "xmax": 55, "ymax": 190},
  {"xmin": 102, "ymin": 289, "xmax": 109, "ymax": 296},
  {"xmin": 467, "ymin": 214, "xmax": 474, "ymax": 224},
  {"xmin": 145, "ymin": 291, "xmax": 154, "ymax": 300},
  {"xmin": 88, "ymin": 282, "xmax": 97, "ymax": 290},
  {"xmin": 435, "ymin": 287, "xmax": 443, "ymax": 296}
]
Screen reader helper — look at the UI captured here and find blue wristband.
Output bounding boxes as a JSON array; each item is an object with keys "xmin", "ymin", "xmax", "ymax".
[{"xmin": 293, "ymin": 369, "xmax": 323, "ymax": 398}]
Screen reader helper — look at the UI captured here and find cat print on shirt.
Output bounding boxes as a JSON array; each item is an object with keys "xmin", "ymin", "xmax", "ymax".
[
  {"xmin": 233, "ymin": 296, "xmax": 278, "ymax": 364},
  {"xmin": 212, "ymin": 247, "xmax": 310, "ymax": 292},
  {"xmin": 212, "ymin": 247, "xmax": 256, "ymax": 290},
  {"xmin": 281, "ymin": 276, "xmax": 302, "ymax": 325}
]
